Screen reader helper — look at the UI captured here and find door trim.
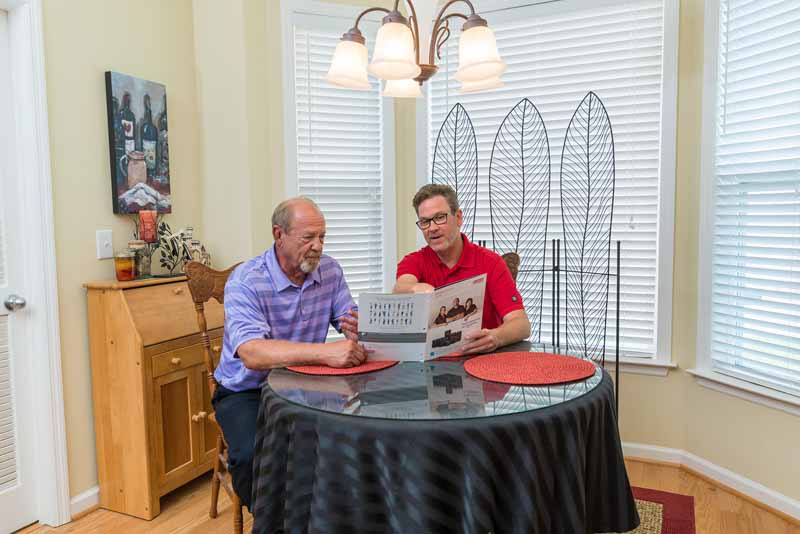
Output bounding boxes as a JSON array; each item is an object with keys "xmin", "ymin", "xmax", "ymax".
[{"xmin": 5, "ymin": 0, "xmax": 70, "ymax": 526}]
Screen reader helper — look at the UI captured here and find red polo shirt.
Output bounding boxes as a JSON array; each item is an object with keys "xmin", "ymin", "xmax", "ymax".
[{"xmin": 396, "ymin": 234, "xmax": 524, "ymax": 329}]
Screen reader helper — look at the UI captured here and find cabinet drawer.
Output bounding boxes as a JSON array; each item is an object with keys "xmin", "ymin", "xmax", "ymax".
[
  {"xmin": 125, "ymin": 281, "xmax": 224, "ymax": 346},
  {"xmin": 152, "ymin": 341, "xmax": 223, "ymax": 378},
  {"xmin": 153, "ymin": 345, "xmax": 203, "ymax": 377}
]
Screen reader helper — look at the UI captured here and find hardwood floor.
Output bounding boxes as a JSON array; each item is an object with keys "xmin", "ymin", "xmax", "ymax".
[
  {"xmin": 624, "ymin": 460, "xmax": 800, "ymax": 534},
  {"xmin": 17, "ymin": 475, "xmax": 253, "ymax": 534},
  {"xmin": 17, "ymin": 460, "xmax": 800, "ymax": 534}
]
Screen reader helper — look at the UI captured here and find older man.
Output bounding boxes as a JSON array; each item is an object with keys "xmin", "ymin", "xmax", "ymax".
[
  {"xmin": 395, "ymin": 184, "xmax": 531, "ymax": 354},
  {"xmin": 213, "ymin": 197, "xmax": 365, "ymax": 510}
]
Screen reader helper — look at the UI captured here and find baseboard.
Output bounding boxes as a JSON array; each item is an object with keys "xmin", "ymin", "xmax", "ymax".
[
  {"xmin": 623, "ymin": 442, "xmax": 800, "ymax": 524},
  {"xmin": 70, "ymin": 486, "xmax": 99, "ymax": 520}
]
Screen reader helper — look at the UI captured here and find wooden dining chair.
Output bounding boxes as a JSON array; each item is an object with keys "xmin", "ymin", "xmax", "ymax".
[
  {"xmin": 502, "ymin": 251, "xmax": 520, "ymax": 282},
  {"xmin": 184, "ymin": 260, "xmax": 243, "ymax": 534}
]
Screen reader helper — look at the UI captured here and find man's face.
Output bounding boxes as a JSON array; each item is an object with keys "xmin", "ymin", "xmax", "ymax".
[
  {"xmin": 274, "ymin": 203, "xmax": 326, "ymax": 274},
  {"xmin": 417, "ymin": 195, "xmax": 462, "ymax": 254},
  {"xmin": 453, "ymin": 298, "xmax": 460, "ymax": 307}
]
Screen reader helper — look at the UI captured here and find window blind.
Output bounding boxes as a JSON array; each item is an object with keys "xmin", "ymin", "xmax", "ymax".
[
  {"xmin": 709, "ymin": 0, "xmax": 800, "ymax": 396},
  {"xmin": 427, "ymin": 0, "xmax": 666, "ymax": 357},
  {"xmin": 292, "ymin": 22, "xmax": 388, "ymax": 299}
]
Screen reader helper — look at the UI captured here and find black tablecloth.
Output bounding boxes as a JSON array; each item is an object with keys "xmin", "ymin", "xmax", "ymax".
[{"xmin": 251, "ymin": 370, "xmax": 639, "ymax": 534}]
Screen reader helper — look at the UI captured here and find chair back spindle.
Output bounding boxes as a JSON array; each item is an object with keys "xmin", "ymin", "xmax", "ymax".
[{"xmin": 184, "ymin": 261, "xmax": 240, "ymax": 395}]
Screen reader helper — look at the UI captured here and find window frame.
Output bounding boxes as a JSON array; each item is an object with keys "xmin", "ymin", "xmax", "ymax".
[
  {"xmin": 416, "ymin": 0, "xmax": 679, "ymax": 368},
  {"xmin": 280, "ymin": 0, "xmax": 397, "ymax": 292},
  {"xmin": 695, "ymin": 0, "xmax": 800, "ymax": 407}
]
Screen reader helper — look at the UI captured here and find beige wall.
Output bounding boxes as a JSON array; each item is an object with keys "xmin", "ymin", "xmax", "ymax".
[
  {"xmin": 43, "ymin": 0, "xmax": 202, "ymax": 495},
  {"xmin": 44, "ymin": 0, "xmax": 799, "ymax": 504},
  {"xmin": 193, "ymin": 0, "xmax": 254, "ymax": 264}
]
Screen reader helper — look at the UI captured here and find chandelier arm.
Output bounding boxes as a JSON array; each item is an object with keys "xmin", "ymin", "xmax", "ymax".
[
  {"xmin": 405, "ymin": 0, "xmax": 421, "ymax": 64},
  {"xmin": 430, "ymin": 13, "xmax": 468, "ymax": 64},
  {"xmin": 441, "ymin": 12, "xmax": 469, "ymax": 23},
  {"xmin": 354, "ymin": 6, "xmax": 391, "ymax": 29},
  {"xmin": 435, "ymin": 23, "xmax": 450, "ymax": 61},
  {"xmin": 427, "ymin": 0, "xmax": 477, "ymax": 65}
]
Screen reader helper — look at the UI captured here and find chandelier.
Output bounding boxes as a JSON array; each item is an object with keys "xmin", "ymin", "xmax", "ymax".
[{"xmin": 326, "ymin": 0, "xmax": 506, "ymax": 97}]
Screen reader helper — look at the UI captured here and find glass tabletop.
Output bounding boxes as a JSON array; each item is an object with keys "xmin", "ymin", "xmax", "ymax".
[{"xmin": 267, "ymin": 342, "xmax": 603, "ymax": 421}]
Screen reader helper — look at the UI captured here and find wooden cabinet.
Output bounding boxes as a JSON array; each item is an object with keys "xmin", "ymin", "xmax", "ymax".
[{"xmin": 84, "ymin": 277, "xmax": 224, "ymax": 519}]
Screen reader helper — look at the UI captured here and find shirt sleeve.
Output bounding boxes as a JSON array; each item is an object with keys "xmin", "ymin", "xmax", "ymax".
[
  {"xmin": 330, "ymin": 264, "xmax": 357, "ymax": 332},
  {"xmin": 488, "ymin": 258, "xmax": 525, "ymax": 320},
  {"xmin": 224, "ymin": 278, "xmax": 271, "ymax": 358},
  {"xmin": 396, "ymin": 251, "xmax": 424, "ymax": 281}
]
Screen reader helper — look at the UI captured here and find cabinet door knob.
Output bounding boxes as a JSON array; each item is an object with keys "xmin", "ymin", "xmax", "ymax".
[
  {"xmin": 192, "ymin": 411, "xmax": 208, "ymax": 423},
  {"xmin": 170, "ymin": 357, "xmax": 181, "ymax": 366},
  {"xmin": 173, "ymin": 287, "xmax": 184, "ymax": 295},
  {"xmin": 211, "ymin": 345, "xmax": 221, "ymax": 353}
]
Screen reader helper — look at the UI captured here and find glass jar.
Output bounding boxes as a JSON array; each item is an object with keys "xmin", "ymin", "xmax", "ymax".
[
  {"xmin": 114, "ymin": 250, "xmax": 136, "ymax": 281},
  {"xmin": 128, "ymin": 239, "xmax": 151, "ymax": 278}
]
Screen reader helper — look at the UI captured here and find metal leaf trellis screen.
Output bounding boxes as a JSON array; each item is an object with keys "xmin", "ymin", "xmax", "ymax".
[
  {"xmin": 559, "ymin": 91, "xmax": 616, "ymax": 364},
  {"xmin": 432, "ymin": 103, "xmax": 478, "ymax": 239},
  {"xmin": 488, "ymin": 98, "xmax": 552, "ymax": 343},
  {"xmin": 430, "ymin": 93, "xmax": 622, "ymax": 409}
]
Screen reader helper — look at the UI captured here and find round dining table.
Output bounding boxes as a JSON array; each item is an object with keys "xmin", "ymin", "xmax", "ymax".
[{"xmin": 250, "ymin": 342, "xmax": 640, "ymax": 534}]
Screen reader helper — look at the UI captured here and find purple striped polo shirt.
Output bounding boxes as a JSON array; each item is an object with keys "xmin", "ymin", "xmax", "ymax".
[{"xmin": 214, "ymin": 246, "xmax": 356, "ymax": 392}]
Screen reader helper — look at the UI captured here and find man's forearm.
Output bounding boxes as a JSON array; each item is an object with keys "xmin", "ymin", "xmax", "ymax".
[
  {"xmin": 238, "ymin": 339, "xmax": 326, "ymax": 370},
  {"xmin": 492, "ymin": 315, "xmax": 531, "ymax": 348},
  {"xmin": 393, "ymin": 276, "xmax": 417, "ymax": 293}
]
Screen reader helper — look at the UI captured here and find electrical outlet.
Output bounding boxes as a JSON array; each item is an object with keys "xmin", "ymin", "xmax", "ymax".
[{"xmin": 96, "ymin": 229, "xmax": 113, "ymax": 259}]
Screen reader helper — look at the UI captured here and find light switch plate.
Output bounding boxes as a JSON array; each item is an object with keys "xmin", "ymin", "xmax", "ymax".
[{"xmin": 96, "ymin": 229, "xmax": 113, "ymax": 259}]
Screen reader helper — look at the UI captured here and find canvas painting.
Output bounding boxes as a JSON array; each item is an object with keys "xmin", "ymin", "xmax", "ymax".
[{"xmin": 105, "ymin": 71, "xmax": 171, "ymax": 213}]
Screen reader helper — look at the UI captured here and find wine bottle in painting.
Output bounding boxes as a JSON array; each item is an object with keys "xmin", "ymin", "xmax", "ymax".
[
  {"xmin": 141, "ymin": 94, "xmax": 158, "ymax": 180},
  {"xmin": 111, "ymin": 96, "xmax": 125, "ymax": 188},
  {"xmin": 156, "ymin": 94, "xmax": 169, "ymax": 184},
  {"xmin": 119, "ymin": 92, "xmax": 136, "ymax": 154}
]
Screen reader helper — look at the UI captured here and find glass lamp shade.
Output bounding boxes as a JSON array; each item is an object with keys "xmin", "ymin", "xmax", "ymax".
[
  {"xmin": 459, "ymin": 76, "xmax": 504, "ymax": 94},
  {"xmin": 382, "ymin": 79, "xmax": 422, "ymax": 98},
  {"xmin": 326, "ymin": 39, "xmax": 371, "ymax": 90},
  {"xmin": 368, "ymin": 22, "xmax": 421, "ymax": 80},
  {"xmin": 455, "ymin": 25, "xmax": 506, "ymax": 83}
]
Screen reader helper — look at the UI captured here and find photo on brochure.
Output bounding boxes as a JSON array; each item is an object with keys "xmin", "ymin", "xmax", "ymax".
[{"xmin": 358, "ymin": 274, "xmax": 487, "ymax": 361}]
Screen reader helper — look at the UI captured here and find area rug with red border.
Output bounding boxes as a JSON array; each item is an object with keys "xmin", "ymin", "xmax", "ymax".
[{"xmin": 616, "ymin": 487, "xmax": 695, "ymax": 534}]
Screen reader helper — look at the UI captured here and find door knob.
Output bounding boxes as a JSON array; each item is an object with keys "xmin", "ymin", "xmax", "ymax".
[{"xmin": 4, "ymin": 294, "xmax": 26, "ymax": 311}]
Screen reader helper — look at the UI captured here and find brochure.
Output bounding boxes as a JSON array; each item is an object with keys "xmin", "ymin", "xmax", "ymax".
[{"xmin": 358, "ymin": 274, "xmax": 487, "ymax": 361}]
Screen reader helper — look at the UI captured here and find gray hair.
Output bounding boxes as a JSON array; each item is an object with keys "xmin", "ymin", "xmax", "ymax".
[
  {"xmin": 271, "ymin": 196, "xmax": 322, "ymax": 232},
  {"xmin": 412, "ymin": 184, "xmax": 460, "ymax": 215}
]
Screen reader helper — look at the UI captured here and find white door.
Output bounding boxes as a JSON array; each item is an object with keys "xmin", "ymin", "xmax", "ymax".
[{"xmin": 0, "ymin": 7, "xmax": 38, "ymax": 532}]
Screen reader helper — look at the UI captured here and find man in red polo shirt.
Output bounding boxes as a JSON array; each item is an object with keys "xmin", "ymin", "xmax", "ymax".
[{"xmin": 395, "ymin": 184, "xmax": 531, "ymax": 354}]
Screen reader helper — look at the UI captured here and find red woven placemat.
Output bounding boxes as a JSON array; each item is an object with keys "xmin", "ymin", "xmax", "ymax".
[
  {"xmin": 464, "ymin": 352, "xmax": 595, "ymax": 385},
  {"xmin": 286, "ymin": 360, "xmax": 398, "ymax": 376}
]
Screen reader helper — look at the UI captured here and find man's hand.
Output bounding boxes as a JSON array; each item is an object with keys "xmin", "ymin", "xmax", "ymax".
[
  {"xmin": 411, "ymin": 282, "xmax": 435, "ymax": 294},
  {"xmin": 339, "ymin": 309, "xmax": 359, "ymax": 340},
  {"xmin": 461, "ymin": 328, "xmax": 499, "ymax": 355},
  {"xmin": 322, "ymin": 339, "xmax": 368, "ymax": 368}
]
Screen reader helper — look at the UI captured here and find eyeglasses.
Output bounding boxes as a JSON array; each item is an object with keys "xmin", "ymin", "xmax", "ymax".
[{"xmin": 415, "ymin": 212, "xmax": 449, "ymax": 230}]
